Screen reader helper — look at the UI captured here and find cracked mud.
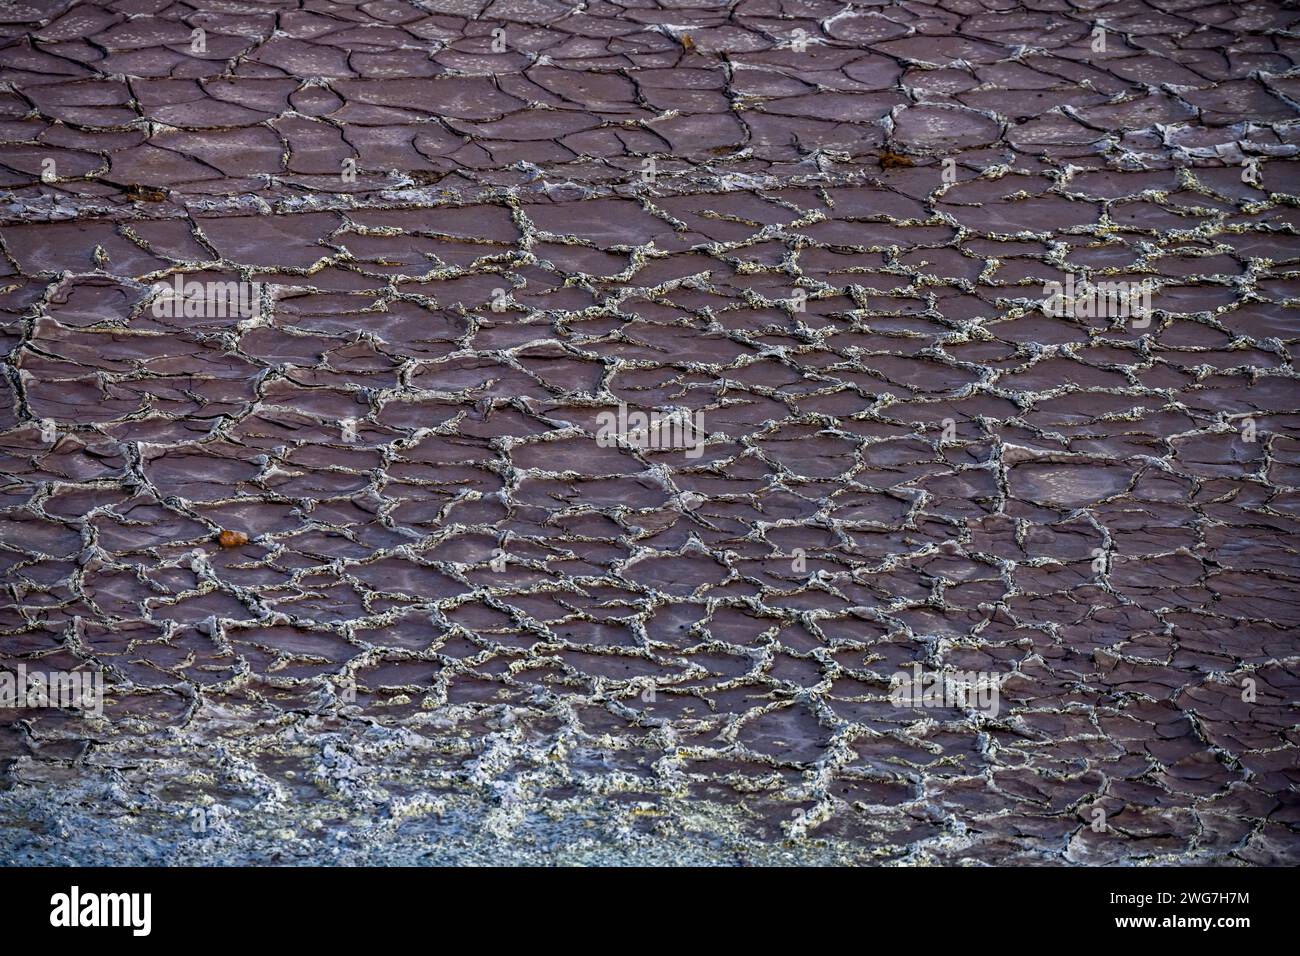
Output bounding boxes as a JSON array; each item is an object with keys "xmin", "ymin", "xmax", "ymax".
[{"xmin": 1, "ymin": 0, "xmax": 1299, "ymax": 865}]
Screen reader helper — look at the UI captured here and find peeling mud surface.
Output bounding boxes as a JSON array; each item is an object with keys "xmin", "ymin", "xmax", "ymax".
[{"xmin": 2, "ymin": 0, "xmax": 1300, "ymax": 866}]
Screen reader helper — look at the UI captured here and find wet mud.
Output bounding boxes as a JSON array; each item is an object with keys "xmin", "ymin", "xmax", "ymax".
[{"xmin": 1, "ymin": 0, "xmax": 1299, "ymax": 865}]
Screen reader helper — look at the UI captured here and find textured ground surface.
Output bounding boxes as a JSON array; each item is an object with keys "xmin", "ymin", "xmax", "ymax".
[{"xmin": 2, "ymin": 0, "xmax": 1299, "ymax": 866}]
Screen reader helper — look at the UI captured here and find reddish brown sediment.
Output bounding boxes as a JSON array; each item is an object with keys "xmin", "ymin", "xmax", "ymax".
[{"xmin": 0, "ymin": 0, "xmax": 1298, "ymax": 865}]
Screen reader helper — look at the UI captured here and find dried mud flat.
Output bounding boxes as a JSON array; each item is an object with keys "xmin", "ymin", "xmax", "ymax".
[{"xmin": 2, "ymin": 0, "xmax": 1300, "ymax": 866}]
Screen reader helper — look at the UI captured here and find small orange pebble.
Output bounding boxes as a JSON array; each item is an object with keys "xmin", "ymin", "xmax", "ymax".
[
  {"xmin": 122, "ymin": 183, "xmax": 168, "ymax": 203},
  {"xmin": 218, "ymin": 529, "xmax": 249, "ymax": 548},
  {"xmin": 680, "ymin": 33, "xmax": 695, "ymax": 49},
  {"xmin": 878, "ymin": 150, "xmax": 914, "ymax": 169}
]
